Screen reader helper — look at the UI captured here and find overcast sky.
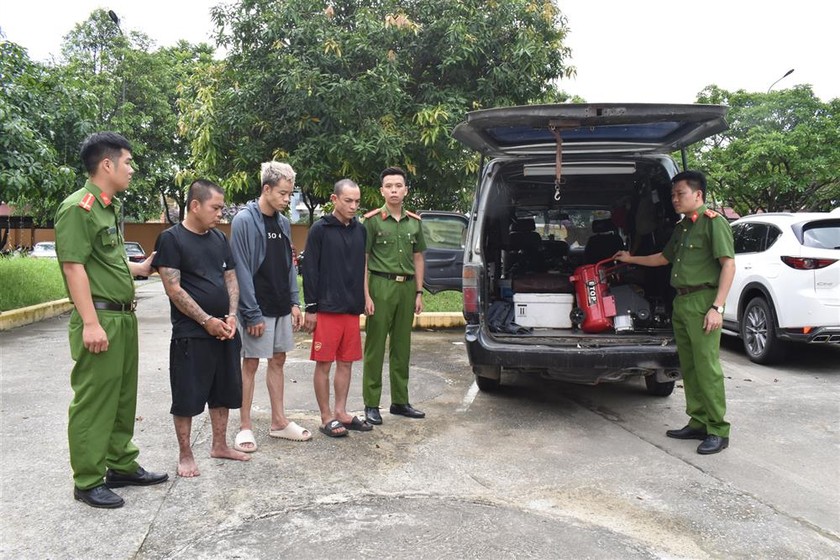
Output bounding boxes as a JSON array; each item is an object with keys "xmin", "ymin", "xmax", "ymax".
[{"xmin": 2, "ymin": 0, "xmax": 838, "ymax": 103}]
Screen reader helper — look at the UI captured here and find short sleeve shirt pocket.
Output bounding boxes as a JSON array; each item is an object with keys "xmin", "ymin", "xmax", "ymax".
[{"xmin": 97, "ymin": 226, "xmax": 123, "ymax": 261}]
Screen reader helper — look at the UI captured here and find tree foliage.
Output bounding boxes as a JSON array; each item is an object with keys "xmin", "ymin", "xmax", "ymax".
[
  {"xmin": 0, "ymin": 39, "xmax": 79, "ymax": 227},
  {"xmin": 8, "ymin": 3, "xmax": 834, "ymax": 233},
  {"xmin": 184, "ymin": 0, "xmax": 574, "ymax": 214},
  {"xmin": 2, "ymin": 12, "xmax": 213, "ymax": 229},
  {"xmin": 692, "ymin": 85, "xmax": 839, "ymax": 214},
  {"xmin": 59, "ymin": 11, "xmax": 216, "ymax": 223},
  {"xmin": 113, "ymin": 42, "xmax": 216, "ymax": 223}
]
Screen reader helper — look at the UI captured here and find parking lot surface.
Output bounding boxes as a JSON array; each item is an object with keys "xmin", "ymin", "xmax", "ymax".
[{"xmin": 1, "ymin": 280, "xmax": 838, "ymax": 559}]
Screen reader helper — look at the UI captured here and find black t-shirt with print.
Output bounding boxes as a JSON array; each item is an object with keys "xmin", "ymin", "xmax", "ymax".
[{"xmin": 253, "ymin": 213, "xmax": 291, "ymax": 318}]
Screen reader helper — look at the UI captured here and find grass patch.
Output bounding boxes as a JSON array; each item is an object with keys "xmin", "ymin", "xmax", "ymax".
[
  {"xmin": 422, "ymin": 289, "xmax": 462, "ymax": 313},
  {"xmin": 1, "ymin": 263, "xmax": 464, "ymax": 314},
  {"xmin": 298, "ymin": 276, "xmax": 462, "ymax": 313},
  {"xmin": 0, "ymin": 256, "xmax": 68, "ymax": 311}
]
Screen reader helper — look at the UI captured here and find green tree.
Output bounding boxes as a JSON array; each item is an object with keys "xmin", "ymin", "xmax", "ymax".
[
  {"xmin": 692, "ymin": 85, "xmax": 839, "ymax": 214},
  {"xmin": 0, "ymin": 39, "xmax": 79, "ymax": 232},
  {"xmin": 184, "ymin": 0, "xmax": 574, "ymax": 215},
  {"xmin": 112, "ymin": 42, "xmax": 216, "ymax": 223},
  {"xmin": 60, "ymin": 11, "xmax": 215, "ymax": 222}
]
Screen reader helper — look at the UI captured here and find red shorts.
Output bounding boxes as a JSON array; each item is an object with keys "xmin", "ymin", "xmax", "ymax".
[{"xmin": 310, "ymin": 312, "xmax": 362, "ymax": 362}]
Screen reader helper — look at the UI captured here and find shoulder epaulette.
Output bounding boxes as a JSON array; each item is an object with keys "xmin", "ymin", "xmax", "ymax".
[
  {"xmin": 406, "ymin": 210, "xmax": 422, "ymax": 220},
  {"xmin": 78, "ymin": 193, "xmax": 96, "ymax": 212},
  {"xmin": 363, "ymin": 208, "xmax": 381, "ymax": 219},
  {"xmin": 704, "ymin": 209, "xmax": 719, "ymax": 218}
]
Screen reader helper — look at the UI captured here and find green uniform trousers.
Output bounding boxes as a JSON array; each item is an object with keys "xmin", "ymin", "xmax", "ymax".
[
  {"xmin": 363, "ymin": 274, "xmax": 415, "ymax": 406},
  {"xmin": 68, "ymin": 309, "xmax": 141, "ymax": 489},
  {"xmin": 672, "ymin": 289, "xmax": 731, "ymax": 438}
]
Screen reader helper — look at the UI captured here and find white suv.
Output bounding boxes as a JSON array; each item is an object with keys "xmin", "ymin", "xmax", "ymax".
[{"xmin": 722, "ymin": 211, "xmax": 840, "ymax": 363}]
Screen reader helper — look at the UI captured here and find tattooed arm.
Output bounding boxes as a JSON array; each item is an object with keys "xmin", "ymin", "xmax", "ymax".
[
  {"xmin": 158, "ymin": 266, "xmax": 232, "ymax": 339},
  {"xmin": 224, "ymin": 269, "xmax": 239, "ymax": 316},
  {"xmin": 222, "ymin": 269, "xmax": 239, "ymax": 338}
]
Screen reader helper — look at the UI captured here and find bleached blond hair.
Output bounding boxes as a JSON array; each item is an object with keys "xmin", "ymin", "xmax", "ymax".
[{"xmin": 260, "ymin": 161, "xmax": 296, "ymax": 189}]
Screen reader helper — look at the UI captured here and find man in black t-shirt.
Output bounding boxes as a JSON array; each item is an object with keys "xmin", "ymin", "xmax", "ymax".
[
  {"xmin": 229, "ymin": 161, "xmax": 310, "ymax": 452},
  {"xmin": 303, "ymin": 179, "xmax": 369, "ymax": 437},
  {"xmin": 153, "ymin": 180, "xmax": 250, "ymax": 477}
]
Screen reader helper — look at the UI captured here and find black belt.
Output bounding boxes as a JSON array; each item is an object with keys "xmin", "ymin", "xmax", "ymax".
[
  {"xmin": 93, "ymin": 300, "xmax": 137, "ymax": 312},
  {"xmin": 675, "ymin": 285, "xmax": 714, "ymax": 296},
  {"xmin": 370, "ymin": 270, "xmax": 414, "ymax": 283}
]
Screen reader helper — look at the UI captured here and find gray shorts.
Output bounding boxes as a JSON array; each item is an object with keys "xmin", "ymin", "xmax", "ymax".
[{"xmin": 239, "ymin": 314, "xmax": 295, "ymax": 358}]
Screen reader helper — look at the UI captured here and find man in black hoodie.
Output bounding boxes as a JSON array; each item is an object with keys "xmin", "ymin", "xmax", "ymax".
[{"xmin": 302, "ymin": 179, "xmax": 370, "ymax": 437}]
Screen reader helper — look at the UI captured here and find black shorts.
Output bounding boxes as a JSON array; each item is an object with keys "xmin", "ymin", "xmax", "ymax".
[{"xmin": 169, "ymin": 335, "xmax": 243, "ymax": 417}]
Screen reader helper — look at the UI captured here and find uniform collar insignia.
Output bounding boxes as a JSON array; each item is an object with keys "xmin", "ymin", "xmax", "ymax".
[{"xmin": 78, "ymin": 193, "xmax": 96, "ymax": 212}]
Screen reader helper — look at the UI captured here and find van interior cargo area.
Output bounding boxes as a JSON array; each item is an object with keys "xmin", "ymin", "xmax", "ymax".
[{"xmin": 480, "ymin": 158, "xmax": 680, "ymax": 339}]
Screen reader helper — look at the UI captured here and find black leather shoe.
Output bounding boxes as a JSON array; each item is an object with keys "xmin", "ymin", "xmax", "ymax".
[
  {"xmin": 74, "ymin": 485, "xmax": 124, "ymax": 509},
  {"xmin": 697, "ymin": 435, "xmax": 729, "ymax": 455},
  {"xmin": 666, "ymin": 425, "xmax": 707, "ymax": 440},
  {"xmin": 105, "ymin": 466, "xmax": 169, "ymax": 488},
  {"xmin": 365, "ymin": 406, "xmax": 383, "ymax": 425},
  {"xmin": 390, "ymin": 403, "xmax": 425, "ymax": 419}
]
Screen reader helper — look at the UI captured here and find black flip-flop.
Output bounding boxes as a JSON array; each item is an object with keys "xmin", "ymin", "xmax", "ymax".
[
  {"xmin": 342, "ymin": 416, "xmax": 373, "ymax": 432},
  {"xmin": 319, "ymin": 419, "xmax": 348, "ymax": 438}
]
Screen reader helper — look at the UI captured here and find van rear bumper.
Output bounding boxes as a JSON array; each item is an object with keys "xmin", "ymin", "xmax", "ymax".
[{"xmin": 465, "ymin": 325, "xmax": 680, "ymax": 382}]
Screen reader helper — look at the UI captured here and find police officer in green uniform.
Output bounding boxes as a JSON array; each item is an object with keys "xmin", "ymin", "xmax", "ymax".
[
  {"xmin": 55, "ymin": 132, "xmax": 167, "ymax": 509},
  {"xmin": 614, "ymin": 170, "xmax": 735, "ymax": 455},
  {"xmin": 362, "ymin": 167, "xmax": 428, "ymax": 425}
]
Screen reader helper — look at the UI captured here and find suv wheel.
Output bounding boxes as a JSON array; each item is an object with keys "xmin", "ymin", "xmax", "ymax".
[
  {"xmin": 644, "ymin": 374, "xmax": 675, "ymax": 396},
  {"xmin": 741, "ymin": 297, "xmax": 787, "ymax": 364}
]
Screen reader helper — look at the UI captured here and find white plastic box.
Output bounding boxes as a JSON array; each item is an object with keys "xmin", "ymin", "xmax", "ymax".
[{"xmin": 513, "ymin": 293, "xmax": 574, "ymax": 329}]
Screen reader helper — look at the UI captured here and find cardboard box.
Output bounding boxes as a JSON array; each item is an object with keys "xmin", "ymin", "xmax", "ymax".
[{"xmin": 513, "ymin": 293, "xmax": 574, "ymax": 328}]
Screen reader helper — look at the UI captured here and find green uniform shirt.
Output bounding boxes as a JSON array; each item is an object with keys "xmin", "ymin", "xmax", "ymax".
[
  {"xmin": 662, "ymin": 204, "xmax": 735, "ymax": 288},
  {"xmin": 364, "ymin": 206, "xmax": 427, "ymax": 275},
  {"xmin": 55, "ymin": 180, "xmax": 135, "ymax": 303}
]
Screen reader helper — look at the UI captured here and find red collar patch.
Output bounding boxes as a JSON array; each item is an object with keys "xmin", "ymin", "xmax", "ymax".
[
  {"xmin": 100, "ymin": 193, "xmax": 112, "ymax": 206},
  {"xmin": 690, "ymin": 211, "xmax": 699, "ymax": 223}
]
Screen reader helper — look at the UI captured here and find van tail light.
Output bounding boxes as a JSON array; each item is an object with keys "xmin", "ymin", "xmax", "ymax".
[
  {"xmin": 462, "ymin": 263, "xmax": 481, "ymax": 323},
  {"xmin": 780, "ymin": 256, "xmax": 837, "ymax": 270}
]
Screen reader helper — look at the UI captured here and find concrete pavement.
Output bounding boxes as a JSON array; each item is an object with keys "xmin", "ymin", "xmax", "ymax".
[{"xmin": 1, "ymin": 279, "xmax": 839, "ymax": 559}]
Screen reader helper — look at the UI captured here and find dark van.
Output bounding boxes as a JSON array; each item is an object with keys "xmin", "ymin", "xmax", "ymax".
[{"xmin": 423, "ymin": 103, "xmax": 728, "ymax": 395}]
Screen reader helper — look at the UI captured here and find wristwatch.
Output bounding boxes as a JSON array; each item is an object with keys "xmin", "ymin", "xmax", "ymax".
[{"xmin": 710, "ymin": 304, "xmax": 725, "ymax": 313}]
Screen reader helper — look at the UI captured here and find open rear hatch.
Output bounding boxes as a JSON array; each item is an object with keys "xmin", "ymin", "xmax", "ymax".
[{"xmin": 452, "ymin": 103, "xmax": 728, "ymax": 158}]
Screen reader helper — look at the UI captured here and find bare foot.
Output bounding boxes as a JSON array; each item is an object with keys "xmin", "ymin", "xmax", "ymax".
[
  {"xmin": 178, "ymin": 452, "xmax": 200, "ymax": 477},
  {"xmin": 210, "ymin": 446, "xmax": 252, "ymax": 462}
]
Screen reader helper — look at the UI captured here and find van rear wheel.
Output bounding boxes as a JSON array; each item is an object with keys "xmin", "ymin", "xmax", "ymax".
[
  {"xmin": 473, "ymin": 366, "xmax": 501, "ymax": 392},
  {"xmin": 644, "ymin": 375, "xmax": 675, "ymax": 396}
]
